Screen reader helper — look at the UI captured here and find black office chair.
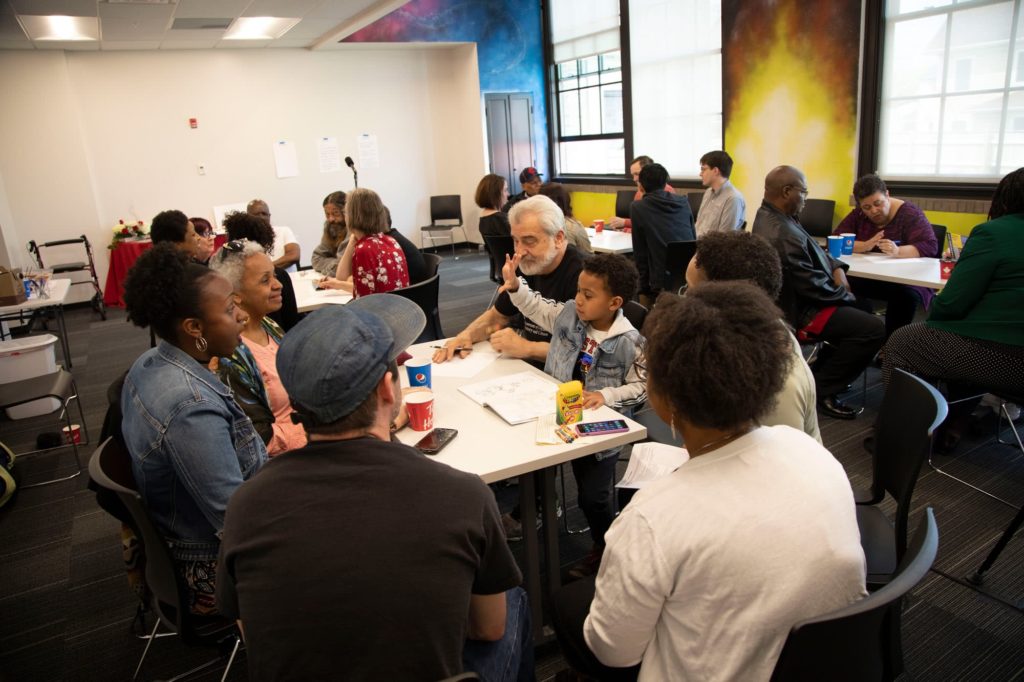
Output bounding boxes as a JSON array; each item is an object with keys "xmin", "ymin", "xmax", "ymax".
[
  {"xmin": 28, "ymin": 235, "xmax": 106, "ymax": 320},
  {"xmin": 422, "ymin": 252, "xmax": 442, "ymax": 279},
  {"xmin": 391, "ymin": 273, "xmax": 444, "ymax": 343},
  {"xmin": 857, "ymin": 369, "xmax": 946, "ymax": 589},
  {"xmin": 665, "ymin": 240, "xmax": 697, "ymax": 294},
  {"xmin": 88, "ymin": 438, "xmax": 242, "ymax": 682},
  {"xmin": 421, "ymin": 195, "xmax": 467, "ymax": 259},
  {"xmin": 483, "ymin": 235, "xmax": 515, "ymax": 285},
  {"xmin": 770, "ymin": 508, "xmax": 938, "ymax": 682},
  {"xmin": 930, "ymin": 224, "xmax": 947, "ymax": 258},
  {"xmin": 687, "ymin": 191, "xmax": 704, "ymax": 222},
  {"xmin": 800, "ymin": 199, "xmax": 836, "ymax": 239},
  {"xmin": 622, "ymin": 300, "xmax": 649, "ymax": 332},
  {"xmin": 614, "ymin": 190, "xmax": 635, "ymax": 219}
]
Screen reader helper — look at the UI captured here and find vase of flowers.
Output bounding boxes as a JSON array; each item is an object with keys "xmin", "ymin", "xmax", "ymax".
[{"xmin": 108, "ymin": 219, "xmax": 148, "ymax": 249}]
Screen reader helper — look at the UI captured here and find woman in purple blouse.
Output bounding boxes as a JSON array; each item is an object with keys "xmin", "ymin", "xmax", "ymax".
[{"xmin": 833, "ymin": 174, "xmax": 938, "ymax": 337}]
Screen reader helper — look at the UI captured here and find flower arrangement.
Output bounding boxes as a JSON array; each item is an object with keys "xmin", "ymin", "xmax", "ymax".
[{"xmin": 108, "ymin": 219, "xmax": 148, "ymax": 249}]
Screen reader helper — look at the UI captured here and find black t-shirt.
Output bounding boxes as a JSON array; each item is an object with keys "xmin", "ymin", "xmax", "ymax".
[
  {"xmin": 479, "ymin": 212, "xmax": 511, "ymax": 238},
  {"xmin": 217, "ymin": 438, "xmax": 521, "ymax": 681},
  {"xmin": 501, "ymin": 191, "xmax": 528, "ymax": 214},
  {"xmin": 494, "ymin": 245, "xmax": 585, "ymax": 343},
  {"xmin": 388, "ymin": 228, "xmax": 428, "ymax": 284}
]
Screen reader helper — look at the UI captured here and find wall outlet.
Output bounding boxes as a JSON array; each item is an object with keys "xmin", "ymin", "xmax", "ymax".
[{"xmin": 198, "ymin": 164, "xmax": 206, "ymax": 176}]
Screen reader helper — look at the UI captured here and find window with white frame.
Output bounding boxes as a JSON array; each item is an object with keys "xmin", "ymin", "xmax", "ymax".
[
  {"xmin": 551, "ymin": 0, "xmax": 624, "ymax": 174},
  {"xmin": 879, "ymin": 0, "xmax": 1024, "ymax": 180},
  {"xmin": 630, "ymin": 0, "xmax": 723, "ymax": 179}
]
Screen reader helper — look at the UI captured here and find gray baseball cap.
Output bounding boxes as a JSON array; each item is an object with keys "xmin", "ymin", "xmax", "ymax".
[{"xmin": 276, "ymin": 294, "xmax": 426, "ymax": 424}]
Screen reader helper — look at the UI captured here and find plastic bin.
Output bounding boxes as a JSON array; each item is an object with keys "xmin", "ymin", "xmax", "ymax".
[{"xmin": 0, "ymin": 334, "xmax": 60, "ymax": 419}]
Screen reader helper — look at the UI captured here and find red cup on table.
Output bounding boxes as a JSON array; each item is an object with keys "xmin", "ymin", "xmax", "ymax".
[
  {"xmin": 940, "ymin": 259, "xmax": 956, "ymax": 280},
  {"xmin": 405, "ymin": 392, "xmax": 434, "ymax": 431},
  {"xmin": 594, "ymin": 219, "xmax": 604, "ymax": 233}
]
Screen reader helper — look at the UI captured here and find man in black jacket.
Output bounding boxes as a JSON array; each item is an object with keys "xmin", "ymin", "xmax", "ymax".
[
  {"xmin": 630, "ymin": 163, "xmax": 695, "ymax": 305},
  {"xmin": 752, "ymin": 165, "xmax": 885, "ymax": 420}
]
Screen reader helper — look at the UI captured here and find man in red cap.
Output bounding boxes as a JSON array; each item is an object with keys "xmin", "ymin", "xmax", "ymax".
[{"xmin": 502, "ymin": 166, "xmax": 543, "ymax": 213}]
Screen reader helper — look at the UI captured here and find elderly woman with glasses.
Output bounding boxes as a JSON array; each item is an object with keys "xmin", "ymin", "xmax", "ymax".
[
  {"xmin": 210, "ymin": 240, "xmax": 307, "ymax": 456},
  {"xmin": 190, "ymin": 216, "xmax": 217, "ymax": 265}
]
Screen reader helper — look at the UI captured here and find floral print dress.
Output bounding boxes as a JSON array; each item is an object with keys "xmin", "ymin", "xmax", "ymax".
[{"xmin": 352, "ymin": 233, "xmax": 410, "ymax": 297}]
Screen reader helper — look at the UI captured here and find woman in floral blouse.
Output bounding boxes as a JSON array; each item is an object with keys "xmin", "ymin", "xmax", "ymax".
[{"xmin": 318, "ymin": 188, "xmax": 409, "ymax": 297}]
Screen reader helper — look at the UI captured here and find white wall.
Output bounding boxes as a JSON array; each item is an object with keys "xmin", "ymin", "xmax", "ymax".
[{"xmin": 0, "ymin": 45, "xmax": 487, "ymax": 296}]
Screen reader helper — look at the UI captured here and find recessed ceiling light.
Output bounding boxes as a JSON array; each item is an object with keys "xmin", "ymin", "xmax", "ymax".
[
  {"xmin": 20, "ymin": 15, "xmax": 99, "ymax": 41},
  {"xmin": 223, "ymin": 17, "xmax": 299, "ymax": 40}
]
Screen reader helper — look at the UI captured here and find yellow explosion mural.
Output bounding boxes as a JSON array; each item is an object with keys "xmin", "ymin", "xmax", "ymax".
[{"xmin": 723, "ymin": 0, "xmax": 861, "ymax": 223}]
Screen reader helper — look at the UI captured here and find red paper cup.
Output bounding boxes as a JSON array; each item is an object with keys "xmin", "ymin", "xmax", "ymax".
[
  {"xmin": 594, "ymin": 219, "xmax": 604, "ymax": 233},
  {"xmin": 62, "ymin": 424, "xmax": 82, "ymax": 444},
  {"xmin": 405, "ymin": 392, "xmax": 434, "ymax": 432},
  {"xmin": 940, "ymin": 259, "xmax": 956, "ymax": 280}
]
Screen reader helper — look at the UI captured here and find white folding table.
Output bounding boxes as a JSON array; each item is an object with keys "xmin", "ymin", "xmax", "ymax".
[
  {"xmin": 0, "ymin": 278, "xmax": 74, "ymax": 367},
  {"xmin": 585, "ymin": 227, "xmax": 634, "ymax": 254},
  {"xmin": 289, "ymin": 270, "xmax": 352, "ymax": 313},
  {"xmin": 839, "ymin": 253, "xmax": 947, "ymax": 290},
  {"xmin": 396, "ymin": 340, "xmax": 647, "ymax": 638}
]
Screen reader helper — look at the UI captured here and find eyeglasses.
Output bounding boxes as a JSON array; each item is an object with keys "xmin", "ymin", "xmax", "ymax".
[{"xmin": 218, "ymin": 239, "xmax": 245, "ymax": 261}]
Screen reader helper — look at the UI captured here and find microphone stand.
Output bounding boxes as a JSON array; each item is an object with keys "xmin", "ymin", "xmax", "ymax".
[{"xmin": 350, "ymin": 166, "xmax": 358, "ymax": 188}]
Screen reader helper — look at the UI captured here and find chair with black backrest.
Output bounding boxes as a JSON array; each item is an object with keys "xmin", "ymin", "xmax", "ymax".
[
  {"xmin": 28, "ymin": 235, "xmax": 106, "ymax": 320},
  {"xmin": 930, "ymin": 224, "xmax": 947, "ymax": 257},
  {"xmin": 88, "ymin": 438, "xmax": 241, "ymax": 682},
  {"xmin": 622, "ymin": 300, "xmax": 648, "ymax": 332},
  {"xmin": 665, "ymin": 240, "xmax": 697, "ymax": 295},
  {"xmin": 421, "ymin": 195, "xmax": 467, "ymax": 259},
  {"xmin": 483, "ymin": 235, "xmax": 516, "ymax": 285},
  {"xmin": 857, "ymin": 369, "xmax": 946, "ymax": 590},
  {"xmin": 615, "ymin": 190, "xmax": 635, "ymax": 220},
  {"xmin": 422, "ymin": 252, "xmax": 442, "ymax": 279},
  {"xmin": 687, "ymin": 191, "xmax": 704, "ymax": 222},
  {"xmin": 800, "ymin": 199, "xmax": 836, "ymax": 239},
  {"xmin": 391, "ymin": 274, "xmax": 444, "ymax": 344},
  {"xmin": 770, "ymin": 508, "xmax": 938, "ymax": 682}
]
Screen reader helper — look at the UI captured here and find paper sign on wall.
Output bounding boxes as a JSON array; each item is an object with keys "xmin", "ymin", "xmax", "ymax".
[
  {"xmin": 273, "ymin": 140, "xmax": 299, "ymax": 178},
  {"xmin": 357, "ymin": 133, "xmax": 380, "ymax": 169},
  {"xmin": 317, "ymin": 137, "xmax": 341, "ymax": 173}
]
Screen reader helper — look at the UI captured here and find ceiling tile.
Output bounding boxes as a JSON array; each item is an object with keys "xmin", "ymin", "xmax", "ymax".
[
  {"xmin": 0, "ymin": 1, "xmax": 15, "ymax": 16},
  {"xmin": 216, "ymin": 39, "xmax": 272, "ymax": 48},
  {"xmin": 38, "ymin": 39, "xmax": 99, "ymax": 50},
  {"xmin": 163, "ymin": 28, "xmax": 227, "ymax": 40},
  {"xmin": 242, "ymin": 0, "xmax": 319, "ymax": 17},
  {"xmin": 102, "ymin": 40, "xmax": 162, "ymax": 50},
  {"xmin": 304, "ymin": 0, "xmax": 382, "ymax": 20},
  {"xmin": 173, "ymin": 0, "xmax": 249, "ymax": 20},
  {"xmin": 10, "ymin": 0, "xmax": 96, "ymax": 17},
  {"xmin": 278, "ymin": 17, "xmax": 340, "ymax": 39},
  {"xmin": 267, "ymin": 38, "xmax": 314, "ymax": 48},
  {"xmin": 160, "ymin": 38, "xmax": 219, "ymax": 49},
  {"xmin": 0, "ymin": 11, "xmax": 24, "ymax": 38},
  {"xmin": 0, "ymin": 38, "xmax": 33, "ymax": 49},
  {"xmin": 99, "ymin": 3, "xmax": 176, "ymax": 41}
]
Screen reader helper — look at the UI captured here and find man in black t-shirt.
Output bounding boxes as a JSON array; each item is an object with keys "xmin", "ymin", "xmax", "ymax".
[
  {"xmin": 502, "ymin": 166, "xmax": 544, "ymax": 213},
  {"xmin": 217, "ymin": 295, "xmax": 531, "ymax": 681},
  {"xmin": 434, "ymin": 194, "xmax": 585, "ymax": 366}
]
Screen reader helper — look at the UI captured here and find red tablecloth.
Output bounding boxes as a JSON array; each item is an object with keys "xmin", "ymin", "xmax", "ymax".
[
  {"xmin": 103, "ymin": 235, "xmax": 230, "ymax": 307},
  {"xmin": 103, "ymin": 239, "xmax": 152, "ymax": 308}
]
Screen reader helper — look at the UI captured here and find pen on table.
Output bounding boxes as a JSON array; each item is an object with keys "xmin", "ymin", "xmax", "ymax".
[{"xmin": 430, "ymin": 345, "xmax": 472, "ymax": 353}]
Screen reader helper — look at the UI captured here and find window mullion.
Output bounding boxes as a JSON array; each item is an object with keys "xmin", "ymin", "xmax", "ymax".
[
  {"xmin": 935, "ymin": 9, "xmax": 954, "ymax": 175},
  {"xmin": 995, "ymin": 0, "xmax": 1022, "ymax": 173}
]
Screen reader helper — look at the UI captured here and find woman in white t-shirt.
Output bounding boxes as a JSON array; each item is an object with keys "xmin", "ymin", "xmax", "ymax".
[{"xmin": 552, "ymin": 281, "xmax": 867, "ymax": 682}]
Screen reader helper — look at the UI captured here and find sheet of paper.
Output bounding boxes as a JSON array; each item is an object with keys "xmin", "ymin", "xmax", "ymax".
[
  {"xmin": 357, "ymin": 133, "xmax": 380, "ymax": 169},
  {"xmin": 861, "ymin": 255, "xmax": 930, "ymax": 264},
  {"xmin": 616, "ymin": 442, "xmax": 690, "ymax": 489},
  {"xmin": 273, "ymin": 140, "xmax": 299, "ymax": 178},
  {"xmin": 317, "ymin": 136, "xmax": 341, "ymax": 173},
  {"xmin": 535, "ymin": 413, "xmax": 563, "ymax": 444},
  {"xmin": 429, "ymin": 348, "xmax": 500, "ymax": 379},
  {"xmin": 459, "ymin": 371, "xmax": 556, "ymax": 425},
  {"xmin": 212, "ymin": 202, "xmax": 247, "ymax": 232}
]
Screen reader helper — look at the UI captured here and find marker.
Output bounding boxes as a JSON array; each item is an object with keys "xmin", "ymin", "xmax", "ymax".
[{"xmin": 431, "ymin": 345, "xmax": 472, "ymax": 353}]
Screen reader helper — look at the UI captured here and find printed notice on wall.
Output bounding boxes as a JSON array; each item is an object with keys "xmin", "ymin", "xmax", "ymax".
[
  {"xmin": 273, "ymin": 140, "xmax": 299, "ymax": 178},
  {"xmin": 357, "ymin": 133, "xmax": 380, "ymax": 169},
  {"xmin": 317, "ymin": 137, "xmax": 341, "ymax": 173}
]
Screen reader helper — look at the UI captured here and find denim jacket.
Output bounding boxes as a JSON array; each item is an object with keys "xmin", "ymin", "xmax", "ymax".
[
  {"xmin": 121, "ymin": 341, "xmax": 267, "ymax": 561},
  {"xmin": 509, "ymin": 281, "xmax": 646, "ymax": 460}
]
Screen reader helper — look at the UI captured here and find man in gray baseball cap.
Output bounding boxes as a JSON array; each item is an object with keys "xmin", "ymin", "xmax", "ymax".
[{"xmin": 216, "ymin": 295, "xmax": 532, "ymax": 681}]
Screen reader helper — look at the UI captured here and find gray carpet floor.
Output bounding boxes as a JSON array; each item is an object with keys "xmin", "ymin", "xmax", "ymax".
[{"xmin": 1, "ymin": 248, "xmax": 1022, "ymax": 681}]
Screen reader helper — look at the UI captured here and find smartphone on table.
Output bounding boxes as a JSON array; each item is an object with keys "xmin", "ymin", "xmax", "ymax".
[
  {"xmin": 575, "ymin": 420, "xmax": 629, "ymax": 436},
  {"xmin": 415, "ymin": 428, "xmax": 458, "ymax": 455}
]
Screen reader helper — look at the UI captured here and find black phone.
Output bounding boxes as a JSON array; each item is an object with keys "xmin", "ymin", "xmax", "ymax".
[{"xmin": 415, "ymin": 428, "xmax": 458, "ymax": 455}]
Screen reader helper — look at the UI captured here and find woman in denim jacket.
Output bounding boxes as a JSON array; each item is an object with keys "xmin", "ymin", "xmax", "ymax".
[
  {"xmin": 502, "ymin": 251, "xmax": 646, "ymax": 578},
  {"xmin": 121, "ymin": 244, "xmax": 268, "ymax": 614}
]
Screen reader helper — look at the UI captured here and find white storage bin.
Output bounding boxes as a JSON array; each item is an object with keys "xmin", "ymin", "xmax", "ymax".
[{"xmin": 0, "ymin": 334, "xmax": 60, "ymax": 419}]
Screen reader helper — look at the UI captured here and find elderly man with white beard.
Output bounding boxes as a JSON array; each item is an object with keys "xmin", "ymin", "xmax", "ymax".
[{"xmin": 434, "ymin": 194, "xmax": 585, "ymax": 366}]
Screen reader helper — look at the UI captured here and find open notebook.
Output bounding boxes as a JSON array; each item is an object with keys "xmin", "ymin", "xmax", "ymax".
[{"xmin": 458, "ymin": 371, "xmax": 556, "ymax": 425}]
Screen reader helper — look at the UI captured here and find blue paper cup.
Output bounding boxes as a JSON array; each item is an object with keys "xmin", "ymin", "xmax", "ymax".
[
  {"xmin": 405, "ymin": 357, "xmax": 432, "ymax": 389},
  {"xmin": 827, "ymin": 235, "xmax": 844, "ymax": 258},
  {"xmin": 840, "ymin": 233, "xmax": 855, "ymax": 255}
]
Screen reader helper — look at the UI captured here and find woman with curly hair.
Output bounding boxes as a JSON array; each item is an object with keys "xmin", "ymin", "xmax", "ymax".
[
  {"xmin": 121, "ymin": 243, "xmax": 267, "ymax": 614},
  {"xmin": 210, "ymin": 239, "xmax": 307, "ymax": 456},
  {"xmin": 318, "ymin": 188, "xmax": 409, "ymax": 297},
  {"xmin": 552, "ymin": 281, "xmax": 866, "ymax": 681}
]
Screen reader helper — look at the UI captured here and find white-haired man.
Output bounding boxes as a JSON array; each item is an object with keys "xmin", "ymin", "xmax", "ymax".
[{"xmin": 435, "ymin": 194, "xmax": 585, "ymax": 365}]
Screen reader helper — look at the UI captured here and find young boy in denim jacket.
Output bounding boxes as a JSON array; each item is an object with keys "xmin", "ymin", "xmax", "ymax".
[{"xmin": 501, "ymin": 252, "xmax": 646, "ymax": 577}]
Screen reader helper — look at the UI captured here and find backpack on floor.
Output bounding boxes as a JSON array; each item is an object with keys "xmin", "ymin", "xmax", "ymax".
[{"xmin": 0, "ymin": 440, "xmax": 16, "ymax": 508}]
